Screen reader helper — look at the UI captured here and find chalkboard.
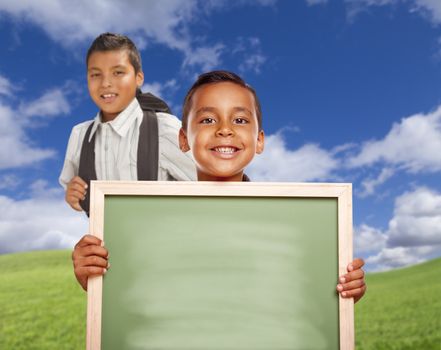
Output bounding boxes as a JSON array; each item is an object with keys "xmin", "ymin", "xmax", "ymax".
[{"xmin": 87, "ymin": 181, "xmax": 354, "ymax": 350}]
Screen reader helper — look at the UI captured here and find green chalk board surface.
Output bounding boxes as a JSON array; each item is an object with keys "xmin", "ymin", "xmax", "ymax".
[{"xmin": 101, "ymin": 195, "xmax": 339, "ymax": 350}]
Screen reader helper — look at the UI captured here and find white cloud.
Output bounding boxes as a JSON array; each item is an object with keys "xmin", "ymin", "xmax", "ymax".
[
  {"xmin": 0, "ymin": 0, "xmax": 191, "ymax": 49},
  {"xmin": 141, "ymin": 79, "xmax": 178, "ymax": 100},
  {"xmin": 348, "ymin": 106, "xmax": 441, "ymax": 173},
  {"xmin": 344, "ymin": 0, "xmax": 399, "ymax": 19},
  {"xmin": 0, "ymin": 74, "xmax": 14, "ymax": 96},
  {"xmin": 408, "ymin": 0, "xmax": 441, "ymax": 24},
  {"xmin": 233, "ymin": 37, "xmax": 267, "ymax": 74},
  {"xmin": 365, "ymin": 246, "xmax": 432, "ymax": 272},
  {"xmin": 19, "ymin": 89, "xmax": 70, "ymax": 120},
  {"xmin": 0, "ymin": 103, "xmax": 56, "ymax": 169},
  {"xmin": 344, "ymin": 0, "xmax": 441, "ymax": 25},
  {"xmin": 0, "ymin": 174, "xmax": 20, "ymax": 190},
  {"xmin": 0, "ymin": 0, "xmax": 274, "ymax": 74},
  {"xmin": 358, "ymin": 167, "xmax": 395, "ymax": 198},
  {"xmin": 247, "ymin": 132, "xmax": 339, "ymax": 181},
  {"xmin": 357, "ymin": 187, "xmax": 441, "ymax": 271},
  {"xmin": 0, "ymin": 77, "xmax": 70, "ymax": 169},
  {"xmin": 182, "ymin": 44, "xmax": 225, "ymax": 72},
  {"xmin": 0, "ymin": 182, "xmax": 87, "ymax": 254},
  {"xmin": 354, "ymin": 224, "xmax": 387, "ymax": 255},
  {"xmin": 388, "ymin": 187, "xmax": 441, "ymax": 247},
  {"xmin": 239, "ymin": 54, "xmax": 267, "ymax": 74}
]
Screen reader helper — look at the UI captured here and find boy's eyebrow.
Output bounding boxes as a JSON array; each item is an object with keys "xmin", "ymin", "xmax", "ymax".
[
  {"xmin": 195, "ymin": 106, "xmax": 253, "ymax": 116},
  {"xmin": 87, "ymin": 65, "xmax": 128, "ymax": 72},
  {"xmin": 195, "ymin": 106, "xmax": 218, "ymax": 115},
  {"xmin": 231, "ymin": 106, "xmax": 253, "ymax": 116},
  {"xmin": 111, "ymin": 64, "xmax": 128, "ymax": 70}
]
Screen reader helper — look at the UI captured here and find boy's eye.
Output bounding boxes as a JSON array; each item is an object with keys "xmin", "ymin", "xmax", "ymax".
[
  {"xmin": 90, "ymin": 73, "xmax": 101, "ymax": 78},
  {"xmin": 200, "ymin": 117, "xmax": 216, "ymax": 124},
  {"xmin": 234, "ymin": 117, "xmax": 248, "ymax": 124},
  {"xmin": 114, "ymin": 71, "xmax": 125, "ymax": 76}
]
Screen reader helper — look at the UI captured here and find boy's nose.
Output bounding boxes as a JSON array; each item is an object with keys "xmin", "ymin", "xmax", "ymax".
[
  {"xmin": 216, "ymin": 123, "xmax": 234, "ymax": 137},
  {"xmin": 101, "ymin": 75, "xmax": 112, "ymax": 88}
]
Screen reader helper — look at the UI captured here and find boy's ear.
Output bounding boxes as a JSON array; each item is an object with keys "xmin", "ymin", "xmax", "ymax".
[
  {"xmin": 179, "ymin": 128, "xmax": 190, "ymax": 152},
  {"xmin": 136, "ymin": 71, "xmax": 144, "ymax": 88},
  {"xmin": 256, "ymin": 130, "xmax": 265, "ymax": 154}
]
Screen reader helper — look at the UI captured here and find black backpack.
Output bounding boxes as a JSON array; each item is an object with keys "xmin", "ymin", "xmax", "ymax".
[{"xmin": 78, "ymin": 92, "xmax": 172, "ymax": 216}]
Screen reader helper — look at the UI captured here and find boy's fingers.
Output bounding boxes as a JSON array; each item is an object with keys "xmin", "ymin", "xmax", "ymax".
[
  {"xmin": 75, "ymin": 234, "xmax": 103, "ymax": 248},
  {"xmin": 74, "ymin": 255, "xmax": 109, "ymax": 269},
  {"xmin": 66, "ymin": 191, "xmax": 85, "ymax": 203},
  {"xmin": 70, "ymin": 176, "xmax": 88, "ymax": 188},
  {"xmin": 65, "ymin": 188, "xmax": 86, "ymax": 208},
  {"xmin": 72, "ymin": 245, "xmax": 108, "ymax": 262},
  {"xmin": 74, "ymin": 247, "xmax": 108, "ymax": 263},
  {"xmin": 337, "ymin": 278, "xmax": 365, "ymax": 292},
  {"xmin": 67, "ymin": 196, "xmax": 85, "ymax": 209},
  {"xmin": 340, "ymin": 268, "xmax": 364, "ymax": 283},
  {"xmin": 347, "ymin": 258, "xmax": 365, "ymax": 272},
  {"xmin": 70, "ymin": 202, "xmax": 83, "ymax": 211},
  {"xmin": 68, "ymin": 184, "xmax": 87, "ymax": 196},
  {"xmin": 66, "ymin": 187, "xmax": 86, "ymax": 201},
  {"xmin": 340, "ymin": 285, "xmax": 367, "ymax": 301}
]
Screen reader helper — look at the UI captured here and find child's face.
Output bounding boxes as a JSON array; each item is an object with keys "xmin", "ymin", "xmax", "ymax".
[
  {"xmin": 179, "ymin": 82, "xmax": 264, "ymax": 181},
  {"xmin": 87, "ymin": 50, "xmax": 144, "ymax": 122}
]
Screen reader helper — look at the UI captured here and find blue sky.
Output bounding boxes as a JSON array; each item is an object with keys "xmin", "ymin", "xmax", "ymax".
[{"xmin": 0, "ymin": 0, "xmax": 440, "ymax": 271}]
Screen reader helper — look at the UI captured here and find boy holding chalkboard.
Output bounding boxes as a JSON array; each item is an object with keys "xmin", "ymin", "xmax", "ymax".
[
  {"xmin": 177, "ymin": 70, "xmax": 366, "ymax": 301},
  {"xmin": 72, "ymin": 70, "xmax": 366, "ymax": 302}
]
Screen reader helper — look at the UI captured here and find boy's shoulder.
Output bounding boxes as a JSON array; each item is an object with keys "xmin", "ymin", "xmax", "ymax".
[
  {"xmin": 155, "ymin": 111, "xmax": 182, "ymax": 136},
  {"xmin": 70, "ymin": 119, "xmax": 95, "ymax": 136},
  {"xmin": 72, "ymin": 119, "xmax": 95, "ymax": 129}
]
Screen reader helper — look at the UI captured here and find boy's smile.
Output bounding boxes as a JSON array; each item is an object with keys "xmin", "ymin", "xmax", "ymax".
[
  {"xmin": 87, "ymin": 50, "xmax": 144, "ymax": 122},
  {"xmin": 180, "ymin": 82, "xmax": 264, "ymax": 181}
]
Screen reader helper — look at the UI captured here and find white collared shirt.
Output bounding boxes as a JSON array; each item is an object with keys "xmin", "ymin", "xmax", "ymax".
[{"xmin": 59, "ymin": 98, "xmax": 196, "ymax": 188}]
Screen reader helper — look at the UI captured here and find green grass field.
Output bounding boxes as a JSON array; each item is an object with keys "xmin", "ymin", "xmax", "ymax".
[
  {"xmin": 355, "ymin": 257, "xmax": 441, "ymax": 350},
  {"xmin": 0, "ymin": 250, "xmax": 86, "ymax": 349},
  {"xmin": 0, "ymin": 250, "xmax": 440, "ymax": 349}
]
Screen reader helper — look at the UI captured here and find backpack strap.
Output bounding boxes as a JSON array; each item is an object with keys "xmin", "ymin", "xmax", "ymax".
[
  {"xmin": 136, "ymin": 92, "xmax": 172, "ymax": 114},
  {"xmin": 137, "ymin": 109, "xmax": 159, "ymax": 181},
  {"xmin": 77, "ymin": 92, "xmax": 168, "ymax": 216},
  {"xmin": 136, "ymin": 91, "xmax": 165, "ymax": 181},
  {"xmin": 242, "ymin": 174, "xmax": 251, "ymax": 182},
  {"xmin": 78, "ymin": 122, "xmax": 97, "ymax": 216}
]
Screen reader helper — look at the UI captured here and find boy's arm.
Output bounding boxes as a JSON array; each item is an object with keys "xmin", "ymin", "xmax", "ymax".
[
  {"xmin": 336, "ymin": 258, "xmax": 366, "ymax": 303},
  {"xmin": 66, "ymin": 176, "xmax": 87, "ymax": 211},
  {"xmin": 156, "ymin": 112, "xmax": 197, "ymax": 181},
  {"xmin": 59, "ymin": 124, "xmax": 83, "ymax": 189},
  {"xmin": 72, "ymin": 234, "xmax": 109, "ymax": 291},
  {"xmin": 59, "ymin": 121, "xmax": 93, "ymax": 211}
]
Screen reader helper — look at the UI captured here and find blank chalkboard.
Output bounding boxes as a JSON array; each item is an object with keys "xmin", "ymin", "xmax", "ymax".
[{"xmin": 87, "ymin": 181, "xmax": 354, "ymax": 350}]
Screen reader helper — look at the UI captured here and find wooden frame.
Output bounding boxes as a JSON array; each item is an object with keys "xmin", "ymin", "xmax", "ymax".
[{"xmin": 87, "ymin": 181, "xmax": 354, "ymax": 350}]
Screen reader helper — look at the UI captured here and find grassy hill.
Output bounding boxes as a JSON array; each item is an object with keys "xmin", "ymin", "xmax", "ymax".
[
  {"xmin": 0, "ymin": 250, "xmax": 440, "ymax": 349},
  {"xmin": 355, "ymin": 257, "xmax": 441, "ymax": 350},
  {"xmin": 0, "ymin": 250, "xmax": 86, "ymax": 349}
]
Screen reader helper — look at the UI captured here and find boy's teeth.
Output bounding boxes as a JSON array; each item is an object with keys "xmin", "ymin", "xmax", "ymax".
[
  {"xmin": 102, "ymin": 94, "xmax": 116, "ymax": 98},
  {"xmin": 215, "ymin": 147, "xmax": 236, "ymax": 153}
]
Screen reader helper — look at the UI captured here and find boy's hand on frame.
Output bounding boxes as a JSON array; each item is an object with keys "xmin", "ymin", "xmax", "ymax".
[
  {"xmin": 72, "ymin": 234, "xmax": 109, "ymax": 291},
  {"xmin": 66, "ymin": 176, "xmax": 88, "ymax": 211},
  {"xmin": 336, "ymin": 258, "xmax": 366, "ymax": 303}
]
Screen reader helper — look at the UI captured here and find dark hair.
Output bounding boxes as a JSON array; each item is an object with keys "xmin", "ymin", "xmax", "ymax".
[
  {"xmin": 181, "ymin": 70, "xmax": 262, "ymax": 131},
  {"xmin": 86, "ymin": 32, "xmax": 142, "ymax": 73}
]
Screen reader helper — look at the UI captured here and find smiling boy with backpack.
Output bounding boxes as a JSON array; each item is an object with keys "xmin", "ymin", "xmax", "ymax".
[{"xmin": 59, "ymin": 32, "xmax": 196, "ymax": 215}]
